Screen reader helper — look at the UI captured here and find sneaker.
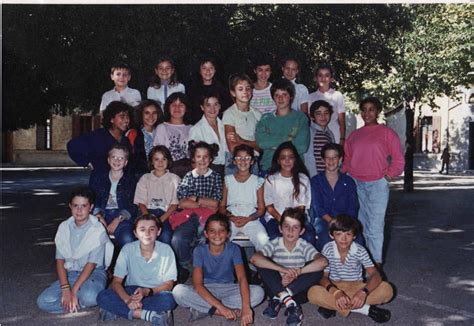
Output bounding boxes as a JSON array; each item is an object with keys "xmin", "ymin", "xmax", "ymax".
[
  {"xmin": 151, "ymin": 311, "xmax": 174, "ymax": 326},
  {"xmin": 188, "ymin": 307, "xmax": 208, "ymax": 322},
  {"xmin": 318, "ymin": 306, "xmax": 336, "ymax": 319},
  {"xmin": 368, "ymin": 305, "xmax": 391, "ymax": 323},
  {"xmin": 99, "ymin": 308, "xmax": 118, "ymax": 322},
  {"xmin": 285, "ymin": 304, "xmax": 303, "ymax": 326},
  {"xmin": 262, "ymin": 298, "xmax": 281, "ymax": 319}
]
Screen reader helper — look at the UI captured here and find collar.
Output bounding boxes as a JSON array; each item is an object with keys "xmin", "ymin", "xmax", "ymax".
[
  {"xmin": 311, "ymin": 121, "xmax": 329, "ymax": 132},
  {"xmin": 332, "ymin": 240, "xmax": 357, "ymax": 259},
  {"xmin": 113, "ymin": 86, "xmax": 129, "ymax": 93},
  {"xmin": 191, "ymin": 168, "xmax": 213, "ymax": 178}
]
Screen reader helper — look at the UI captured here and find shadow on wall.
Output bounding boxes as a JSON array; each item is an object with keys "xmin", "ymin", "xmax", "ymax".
[{"xmin": 449, "ymin": 115, "xmax": 471, "ymax": 171}]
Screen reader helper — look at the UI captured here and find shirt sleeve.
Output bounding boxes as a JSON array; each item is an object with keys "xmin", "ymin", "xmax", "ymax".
[
  {"xmin": 296, "ymin": 175, "xmax": 311, "ymax": 208},
  {"xmin": 160, "ymin": 245, "xmax": 178, "ymax": 282},
  {"xmin": 113, "ymin": 245, "xmax": 130, "ymax": 279},
  {"xmin": 169, "ymin": 175, "xmax": 181, "ymax": 205},
  {"xmin": 211, "ymin": 172, "xmax": 223, "ymax": 201},
  {"xmin": 334, "ymin": 91, "xmax": 345, "ymax": 114},
  {"xmin": 345, "ymin": 176, "xmax": 359, "ymax": 219},
  {"xmin": 310, "ymin": 176, "xmax": 329, "ymax": 218},
  {"xmin": 386, "ymin": 128, "xmax": 405, "ymax": 178},
  {"xmin": 322, "ymin": 244, "xmax": 331, "ymax": 274},
  {"xmin": 192, "ymin": 245, "xmax": 205, "ymax": 268},
  {"xmin": 303, "ymin": 241, "xmax": 318, "ymax": 261},
  {"xmin": 153, "ymin": 124, "xmax": 167, "ymax": 147},
  {"xmin": 292, "ymin": 113, "xmax": 310, "ymax": 156},
  {"xmin": 231, "ymin": 243, "xmax": 244, "ymax": 266},
  {"xmin": 67, "ymin": 132, "xmax": 94, "ymax": 167},
  {"xmin": 263, "ymin": 176, "xmax": 275, "ymax": 206},
  {"xmin": 259, "ymin": 239, "xmax": 275, "ymax": 257},
  {"xmin": 300, "ymin": 85, "xmax": 309, "ymax": 105},
  {"xmin": 359, "ymin": 246, "xmax": 375, "ymax": 269},
  {"xmin": 222, "ymin": 109, "xmax": 235, "ymax": 127},
  {"xmin": 133, "ymin": 175, "xmax": 148, "ymax": 206}
]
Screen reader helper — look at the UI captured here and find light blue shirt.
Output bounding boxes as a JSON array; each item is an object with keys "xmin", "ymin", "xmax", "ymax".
[{"xmin": 114, "ymin": 240, "xmax": 177, "ymax": 288}]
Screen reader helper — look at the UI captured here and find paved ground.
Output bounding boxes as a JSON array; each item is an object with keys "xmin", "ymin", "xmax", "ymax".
[{"xmin": 1, "ymin": 168, "xmax": 474, "ymax": 326}]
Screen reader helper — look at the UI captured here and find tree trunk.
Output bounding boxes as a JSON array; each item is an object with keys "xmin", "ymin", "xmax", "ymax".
[{"xmin": 404, "ymin": 104, "xmax": 415, "ymax": 192}]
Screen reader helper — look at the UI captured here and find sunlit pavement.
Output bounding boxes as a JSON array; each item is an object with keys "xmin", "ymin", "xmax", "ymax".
[{"xmin": 1, "ymin": 168, "xmax": 474, "ymax": 325}]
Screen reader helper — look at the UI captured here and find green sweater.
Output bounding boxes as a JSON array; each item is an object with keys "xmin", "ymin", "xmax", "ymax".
[{"xmin": 256, "ymin": 110, "xmax": 309, "ymax": 171}]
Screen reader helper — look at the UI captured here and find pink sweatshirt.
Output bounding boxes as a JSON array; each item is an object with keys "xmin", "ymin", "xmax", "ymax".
[{"xmin": 342, "ymin": 124, "xmax": 405, "ymax": 182}]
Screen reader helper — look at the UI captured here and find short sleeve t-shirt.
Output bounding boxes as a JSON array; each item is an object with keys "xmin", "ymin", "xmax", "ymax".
[
  {"xmin": 222, "ymin": 104, "xmax": 262, "ymax": 141},
  {"xmin": 260, "ymin": 237, "xmax": 318, "ymax": 269},
  {"xmin": 193, "ymin": 242, "xmax": 243, "ymax": 284},
  {"xmin": 114, "ymin": 240, "xmax": 177, "ymax": 288}
]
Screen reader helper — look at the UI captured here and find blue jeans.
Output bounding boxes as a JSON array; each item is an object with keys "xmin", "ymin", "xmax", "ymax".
[
  {"xmin": 97, "ymin": 286, "xmax": 176, "ymax": 319},
  {"xmin": 314, "ymin": 217, "xmax": 365, "ymax": 252},
  {"xmin": 105, "ymin": 209, "xmax": 136, "ymax": 247},
  {"xmin": 260, "ymin": 217, "xmax": 318, "ymax": 247},
  {"xmin": 148, "ymin": 208, "xmax": 173, "ymax": 245},
  {"xmin": 170, "ymin": 214, "xmax": 205, "ymax": 271},
  {"xmin": 354, "ymin": 177, "xmax": 390, "ymax": 263},
  {"xmin": 37, "ymin": 268, "xmax": 107, "ymax": 313}
]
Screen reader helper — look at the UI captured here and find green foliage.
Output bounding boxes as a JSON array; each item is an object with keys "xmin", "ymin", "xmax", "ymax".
[{"xmin": 363, "ymin": 4, "xmax": 472, "ymax": 111}]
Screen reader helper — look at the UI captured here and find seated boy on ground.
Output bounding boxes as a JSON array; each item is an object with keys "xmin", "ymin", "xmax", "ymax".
[
  {"xmin": 308, "ymin": 214, "xmax": 393, "ymax": 323},
  {"xmin": 250, "ymin": 207, "xmax": 327, "ymax": 326}
]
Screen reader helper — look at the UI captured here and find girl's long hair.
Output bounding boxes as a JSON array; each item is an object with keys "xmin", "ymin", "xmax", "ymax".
[{"xmin": 268, "ymin": 141, "xmax": 309, "ymax": 199}]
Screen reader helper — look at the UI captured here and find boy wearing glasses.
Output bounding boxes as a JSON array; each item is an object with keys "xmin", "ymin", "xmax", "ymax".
[
  {"xmin": 251, "ymin": 208, "xmax": 327, "ymax": 325},
  {"xmin": 90, "ymin": 144, "xmax": 138, "ymax": 247}
]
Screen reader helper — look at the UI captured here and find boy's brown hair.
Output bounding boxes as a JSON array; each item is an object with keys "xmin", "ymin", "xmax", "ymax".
[
  {"xmin": 228, "ymin": 73, "xmax": 253, "ymax": 93},
  {"xmin": 329, "ymin": 214, "xmax": 359, "ymax": 237}
]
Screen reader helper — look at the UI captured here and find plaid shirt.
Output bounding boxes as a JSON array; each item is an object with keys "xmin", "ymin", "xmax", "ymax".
[{"xmin": 177, "ymin": 169, "xmax": 223, "ymax": 201}]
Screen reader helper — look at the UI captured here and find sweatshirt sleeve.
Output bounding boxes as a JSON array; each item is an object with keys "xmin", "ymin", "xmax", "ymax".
[
  {"xmin": 292, "ymin": 113, "xmax": 310, "ymax": 156},
  {"xmin": 67, "ymin": 132, "xmax": 94, "ymax": 167}
]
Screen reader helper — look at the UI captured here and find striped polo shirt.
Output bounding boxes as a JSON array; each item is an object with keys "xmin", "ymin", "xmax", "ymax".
[
  {"xmin": 323, "ymin": 241, "xmax": 374, "ymax": 281},
  {"xmin": 260, "ymin": 237, "xmax": 318, "ymax": 269},
  {"xmin": 313, "ymin": 129, "xmax": 333, "ymax": 172}
]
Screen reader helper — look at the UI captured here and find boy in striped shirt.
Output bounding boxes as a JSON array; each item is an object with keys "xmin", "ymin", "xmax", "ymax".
[
  {"xmin": 308, "ymin": 214, "xmax": 393, "ymax": 323},
  {"xmin": 251, "ymin": 208, "xmax": 327, "ymax": 326}
]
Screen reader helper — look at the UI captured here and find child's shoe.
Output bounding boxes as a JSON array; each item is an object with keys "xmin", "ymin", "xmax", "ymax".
[
  {"xmin": 99, "ymin": 308, "xmax": 118, "ymax": 321},
  {"xmin": 262, "ymin": 298, "xmax": 281, "ymax": 319},
  {"xmin": 285, "ymin": 303, "xmax": 303, "ymax": 326},
  {"xmin": 317, "ymin": 306, "xmax": 336, "ymax": 319},
  {"xmin": 151, "ymin": 311, "xmax": 174, "ymax": 326},
  {"xmin": 368, "ymin": 305, "xmax": 391, "ymax": 323},
  {"xmin": 188, "ymin": 307, "xmax": 208, "ymax": 322}
]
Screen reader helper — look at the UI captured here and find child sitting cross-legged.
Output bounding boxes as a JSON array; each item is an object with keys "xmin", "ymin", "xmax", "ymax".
[
  {"xmin": 173, "ymin": 213, "xmax": 265, "ymax": 325},
  {"xmin": 308, "ymin": 214, "xmax": 393, "ymax": 323},
  {"xmin": 97, "ymin": 214, "xmax": 177, "ymax": 326},
  {"xmin": 251, "ymin": 207, "xmax": 328, "ymax": 326}
]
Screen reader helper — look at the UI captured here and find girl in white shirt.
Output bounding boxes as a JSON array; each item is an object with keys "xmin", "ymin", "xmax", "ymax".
[
  {"xmin": 147, "ymin": 57, "xmax": 185, "ymax": 108},
  {"xmin": 219, "ymin": 144, "xmax": 269, "ymax": 251},
  {"xmin": 263, "ymin": 141, "xmax": 317, "ymax": 246}
]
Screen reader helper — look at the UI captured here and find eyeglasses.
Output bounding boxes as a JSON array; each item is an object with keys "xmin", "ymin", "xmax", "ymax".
[
  {"xmin": 234, "ymin": 156, "xmax": 252, "ymax": 162},
  {"xmin": 111, "ymin": 156, "xmax": 126, "ymax": 161}
]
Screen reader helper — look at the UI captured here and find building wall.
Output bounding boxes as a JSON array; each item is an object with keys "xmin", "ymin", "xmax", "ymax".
[{"xmin": 51, "ymin": 114, "xmax": 72, "ymax": 150}]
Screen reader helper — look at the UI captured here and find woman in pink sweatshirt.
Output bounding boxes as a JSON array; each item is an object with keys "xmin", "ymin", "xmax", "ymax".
[{"xmin": 342, "ymin": 97, "xmax": 404, "ymax": 266}]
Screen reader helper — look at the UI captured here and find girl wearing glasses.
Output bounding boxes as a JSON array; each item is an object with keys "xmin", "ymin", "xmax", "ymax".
[{"xmin": 219, "ymin": 144, "xmax": 269, "ymax": 250}]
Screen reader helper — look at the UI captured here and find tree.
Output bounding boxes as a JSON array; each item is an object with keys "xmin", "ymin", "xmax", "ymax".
[{"xmin": 363, "ymin": 4, "xmax": 472, "ymax": 191}]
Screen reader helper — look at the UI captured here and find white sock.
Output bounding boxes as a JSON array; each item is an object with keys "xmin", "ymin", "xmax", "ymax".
[
  {"xmin": 141, "ymin": 309, "xmax": 160, "ymax": 322},
  {"xmin": 279, "ymin": 292, "xmax": 296, "ymax": 308},
  {"xmin": 351, "ymin": 304, "xmax": 370, "ymax": 315}
]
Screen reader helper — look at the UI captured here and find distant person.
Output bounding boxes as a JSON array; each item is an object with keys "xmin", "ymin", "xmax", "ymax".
[
  {"xmin": 281, "ymin": 56, "xmax": 309, "ymax": 114},
  {"xmin": 432, "ymin": 129, "xmax": 440, "ymax": 154},
  {"xmin": 153, "ymin": 93, "xmax": 192, "ymax": 178},
  {"xmin": 134, "ymin": 146, "xmax": 180, "ymax": 245},
  {"xmin": 100, "ymin": 63, "xmax": 141, "ymax": 112},
  {"xmin": 90, "ymin": 144, "xmax": 138, "ymax": 248},
  {"xmin": 126, "ymin": 100, "xmax": 163, "ymax": 179},
  {"xmin": 147, "ymin": 56, "xmax": 185, "ymax": 109},
  {"xmin": 189, "ymin": 92, "xmax": 229, "ymax": 177},
  {"xmin": 342, "ymin": 97, "xmax": 404, "ymax": 266},
  {"xmin": 256, "ymin": 78, "xmax": 309, "ymax": 175},
  {"xmin": 250, "ymin": 54, "xmax": 277, "ymax": 115},
  {"xmin": 308, "ymin": 214, "xmax": 393, "ymax": 323},
  {"xmin": 310, "ymin": 143, "xmax": 364, "ymax": 251},
  {"xmin": 440, "ymin": 146, "xmax": 450, "ymax": 174},
  {"xmin": 303, "ymin": 100, "xmax": 335, "ymax": 178},
  {"xmin": 37, "ymin": 187, "xmax": 111, "ymax": 313},
  {"xmin": 306, "ymin": 63, "xmax": 346, "ymax": 145},
  {"xmin": 187, "ymin": 56, "xmax": 233, "ymax": 124},
  {"xmin": 97, "ymin": 214, "xmax": 177, "ymax": 325},
  {"xmin": 251, "ymin": 208, "xmax": 327, "ymax": 325},
  {"xmin": 223, "ymin": 73, "xmax": 262, "ymax": 175},
  {"xmin": 173, "ymin": 213, "xmax": 265, "ymax": 325},
  {"xmin": 67, "ymin": 101, "xmax": 133, "ymax": 185},
  {"xmin": 219, "ymin": 144, "xmax": 269, "ymax": 251}
]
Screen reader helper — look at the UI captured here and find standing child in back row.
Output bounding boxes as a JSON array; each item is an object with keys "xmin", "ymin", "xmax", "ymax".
[
  {"xmin": 250, "ymin": 54, "xmax": 277, "ymax": 115},
  {"xmin": 100, "ymin": 63, "xmax": 142, "ymax": 112},
  {"xmin": 306, "ymin": 63, "xmax": 346, "ymax": 145},
  {"xmin": 37, "ymin": 187, "xmax": 110, "ymax": 314},
  {"xmin": 147, "ymin": 57, "xmax": 186, "ymax": 109},
  {"xmin": 281, "ymin": 56, "xmax": 309, "ymax": 114}
]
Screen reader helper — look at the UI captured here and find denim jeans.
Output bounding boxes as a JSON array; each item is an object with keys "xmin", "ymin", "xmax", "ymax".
[
  {"xmin": 354, "ymin": 177, "xmax": 390, "ymax": 263},
  {"xmin": 37, "ymin": 267, "xmax": 107, "ymax": 313},
  {"xmin": 314, "ymin": 217, "xmax": 365, "ymax": 252},
  {"xmin": 257, "ymin": 267, "xmax": 322, "ymax": 304},
  {"xmin": 148, "ymin": 208, "xmax": 173, "ymax": 245},
  {"xmin": 170, "ymin": 215, "xmax": 205, "ymax": 271},
  {"xmin": 260, "ymin": 217, "xmax": 318, "ymax": 247},
  {"xmin": 97, "ymin": 286, "xmax": 176, "ymax": 319},
  {"xmin": 104, "ymin": 209, "xmax": 136, "ymax": 247}
]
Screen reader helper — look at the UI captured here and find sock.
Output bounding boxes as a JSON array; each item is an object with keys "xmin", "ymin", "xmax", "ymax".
[
  {"xmin": 140, "ymin": 309, "xmax": 160, "ymax": 322},
  {"xmin": 351, "ymin": 304, "xmax": 370, "ymax": 315},
  {"xmin": 279, "ymin": 292, "xmax": 296, "ymax": 308},
  {"xmin": 285, "ymin": 287, "xmax": 294, "ymax": 297}
]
